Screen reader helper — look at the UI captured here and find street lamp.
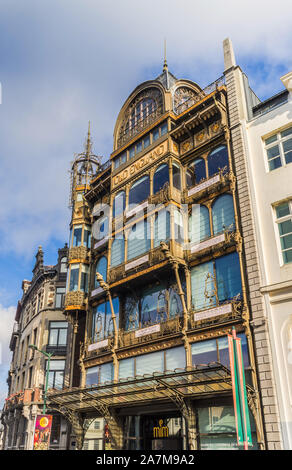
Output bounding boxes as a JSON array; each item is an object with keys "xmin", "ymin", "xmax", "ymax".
[{"xmin": 29, "ymin": 344, "xmax": 53, "ymax": 415}]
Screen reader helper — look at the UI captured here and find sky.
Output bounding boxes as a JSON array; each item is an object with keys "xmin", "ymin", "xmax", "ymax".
[{"xmin": 0, "ymin": 0, "xmax": 292, "ymax": 406}]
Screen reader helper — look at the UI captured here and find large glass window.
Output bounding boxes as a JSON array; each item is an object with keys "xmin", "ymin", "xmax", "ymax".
[
  {"xmin": 80, "ymin": 265, "xmax": 89, "ymax": 293},
  {"xmin": 191, "ymin": 334, "xmax": 249, "ymax": 368},
  {"xmin": 113, "ymin": 191, "xmax": 125, "ymax": 218},
  {"xmin": 83, "ymin": 226, "xmax": 91, "ymax": 248},
  {"xmin": 189, "ymin": 205, "xmax": 211, "ymax": 244},
  {"xmin": 95, "ymin": 256, "xmax": 107, "ymax": 288},
  {"xmin": 128, "ymin": 176, "xmax": 150, "ymax": 207},
  {"xmin": 86, "ymin": 363, "xmax": 114, "ymax": 386},
  {"xmin": 55, "ymin": 287, "xmax": 66, "ymax": 308},
  {"xmin": 69, "ymin": 264, "xmax": 79, "ymax": 292},
  {"xmin": 91, "ymin": 298, "xmax": 119, "ymax": 341},
  {"xmin": 111, "ymin": 235, "xmax": 125, "ymax": 267},
  {"xmin": 153, "ymin": 164, "xmax": 169, "ymax": 194},
  {"xmin": 94, "ymin": 215, "xmax": 109, "ymax": 241},
  {"xmin": 154, "ymin": 209, "xmax": 170, "ymax": 247},
  {"xmin": 212, "ymin": 194, "xmax": 235, "ymax": 235},
  {"xmin": 127, "ymin": 220, "xmax": 150, "ymax": 260},
  {"xmin": 114, "ymin": 152, "xmax": 127, "ymax": 170},
  {"xmin": 191, "ymin": 252, "xmax": 242, "ymax": 311},
  {"xmin": 264, "ymin": 126, "xmax": 292, "ymax": 171},
  {"xmin": 208, "ymin": 145, "xmax": 229, "ymax": 177},
  {"xmin": 46, "ymin": 360, "xmax": 65, "ymax": 389},
  {"xmin": 173, "ymin": 208, "xmax": 184, "ymax": 244},
  {"xmin": 48, "ymin": 322, "xmax": 68, "ymax": 347},
  {"xmin": 124, "ymin": 281, "xmax": 182, "ymax": 331},
  {"xmin": 60, "ymin": 257, "xmax": 67, "ymax": 273},
  {"xmin": 275, "ymin": 201, "xmax": 292, "ymax": 264},
  {"xmin": 186, "ymin": 158, "xmax": 206, "ymax": 187}
]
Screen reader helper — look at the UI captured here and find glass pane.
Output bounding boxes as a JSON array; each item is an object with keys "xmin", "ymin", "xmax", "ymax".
[
  {"xmin": 92, "ymin": 303, "xmax": 106, "ymax": 341},
  {"xmin": 189, "ymin": 205, "xmax": 211, "ymax": 244},
  {"xmin": 208, "ymin": 146, "xmax": 229, "ymax": 177},
  {"xmin": 169, "ymin": 286, "xmax": 182, "ymax": 318},
  {"xmin": 198, "ymin": 406, "xmax": 236, "ymax": 434},
  {"xmin": 283, "ymin": 249, "xmax": 292, "ymax": 264},
  {"xmin": 111, "ymin": 236, "xmax": 125, "ymax": 267},
  {"xmin": 237, "ymin": 333, "xmax": 250, "ymax": 368},
  {"xmin": 153, "ymin": 164, "xmax": 169, "ymax": 193},
  {"xmin": 129, "ymin": 146, "xmax": 135, "ymax": 159},
  {"xmin": 276, "ymin": 203, "xmax": 290, "ymax": 218},
  {"xmin": 49, "ymin": 360, "xmax": 65, "ymax": 371},
  {"xmin": 54, "ymin": 371, "xmax": 64, "ymax": 389},
  {"xmin": 212, "ymin": 194, "xmax": 235, "ymax": 235},
  {"xmin": 280, "ymin": 234, "xmax": 292, "ymax": 250},
  {"xmin": 125, "ymin": 296, "xmax": 139, "ymax": 331},
  {"xmin": 200, "ymin": 435, "xmax": 238, "ymax": 450},
  {"xmin": 136, "ymin": 351, "xmax": 164, "ymax": 375},
  {"xmin": 191, "ymin": 261, "xmax": 215, "ymax": 311},
  {"xmin": 73, "ymin": 226, "xmax": 82, "ymax": 247},
  {"xmin": 100, "ymin": 363, "xmax": 113, "ymax": 384},
  {"xmin": 140, "ymin": 284, "xmax": 167, "ymax": 325},
  {"xmin": 113, "ymin": 191, "xmax": 125, "ymax": 218},
  {"xmin": 281, "ymin": 127, "xmax": 292, "ymax": 138},
  {"xmin": 136, "ymin": 141, "xmax": 142, "ymax": 153},
  {"xmin": 153, "ymin": 128, "xmax": 159, "ymax": 141},
  {"xmin": 129, "ymin": 176, "xmax": 150, "ymax": 206},
  {"xmin": 267, "ymin": 145, "xmax": 280, "ymax": 160},
  {"xmin": 172, "ymin": 163, "xmax": 181, "ymax": 190},
  {"xmin": 49, "ymin": 329, "xmax": 58, "ymax": 346},
  {"xmin": 69, "ymin": 266, "xmax": 79, "ymax": 291},
  {"xmin": 160, "ymin": 122, "xmax": 167, "ymax": 135},
  {"xmin": 143, "ymin": 135, "xmax": 150, "ymax": 148},
  {"xmin": 279, "ymin": 219, "xmax": 292, "ymax": 235},
  {"xmin": 165, "ymin": 346, "xmax": 186, "ymax": 371},
  {"xmin": 86, "ymin": 366, "xmax": 99, "ymax": 386},
  {"xmin": 96, "ymin": 256, "xmax": 107, "ymax": 286},
  {"xmin": 268, "ymin": 157, "xmax": 282, "ymax": 171},
  {"xmin": 283, "ymin": 138, "xmax": 292, "ymax": 164},
  {"xmin": 84, "ymin": 228, "xmax": 91, "ymax": 248},
  {"xmin": 191, "ymin": 339, "xmax": 217, "ymax": 365},
  {"xmin": 265, "ymin": 134, "xmax": 277, "ymax": 145},
  {"xmin": 217, "ymin": 336, "xmax": 229, "ymax": 367},
  {"xmin": 119, "ymin": 358, "xmax": 135, "ymax": 379},
  {"xmin": 188, "ymin": 158, "xmax": 206, "ymax": 186},
  {"xmin": 154, "ymin": 210, "xmax": 170, "ymax": 247},
  {"xmin": 58, "ymin": 328, "xmax": 67, "ymax": 346},
  {"xmin": 215, "ymin": 252, "xmax": 242, "ymax": 302},
  {"xmin": 127, "ymin": 221, "xmax": 150, "ymax": 260}
]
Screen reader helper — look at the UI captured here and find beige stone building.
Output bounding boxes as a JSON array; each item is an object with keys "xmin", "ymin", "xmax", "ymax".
[{"xmin": 1, "ymin": 244, "xmax": 72, "ymax": 450}]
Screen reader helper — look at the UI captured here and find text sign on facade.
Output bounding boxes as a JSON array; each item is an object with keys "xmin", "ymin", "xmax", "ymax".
[
  {"xmin": 88, "ymin": 339, "xmax": 109, "ymax": 352},
  {"xmin": 194, "ymin": 303, "xmax": 232, "ymax": 321},
  {"xmin": 112, "ymin": 141, "xmax": 168, "ymax": 189},
  {"xmin": 135, "ymin": 324, "xmax": 160, "ymax": 338}
]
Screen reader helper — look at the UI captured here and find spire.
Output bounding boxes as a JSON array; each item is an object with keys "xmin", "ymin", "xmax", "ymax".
[
  {"xmin": 85, "ymin": 120, "xmax": 92, "ymax": 157},
  {"xmin": 163, "ymin": 38, "xmax": 168, "ymax": 72}
]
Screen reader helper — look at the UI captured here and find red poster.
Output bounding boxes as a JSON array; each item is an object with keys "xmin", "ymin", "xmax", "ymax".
[{"xmin": 33, "ymin": 415, "xmax": 53, "ymax": 450}]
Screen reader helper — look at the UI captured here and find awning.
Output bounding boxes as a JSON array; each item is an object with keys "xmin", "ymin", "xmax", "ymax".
[{"xmin": 48, "ymin": 363, "xmax": 234, "ymax": 414}]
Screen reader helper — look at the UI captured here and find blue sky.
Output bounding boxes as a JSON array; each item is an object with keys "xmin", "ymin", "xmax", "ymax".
[{"xmin": 0, "ymin": 0, "xmax": 292, "ymax": 406}]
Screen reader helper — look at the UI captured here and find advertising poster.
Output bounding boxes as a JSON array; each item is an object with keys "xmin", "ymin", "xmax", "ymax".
[{"xmin": 33, "ymin": 415, "xmax": 53, "ymax": 450}]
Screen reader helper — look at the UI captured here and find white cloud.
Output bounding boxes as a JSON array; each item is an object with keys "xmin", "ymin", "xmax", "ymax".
[{"xmin": 0, "ymin": 304, "xmax": 15, "ymax": 406}]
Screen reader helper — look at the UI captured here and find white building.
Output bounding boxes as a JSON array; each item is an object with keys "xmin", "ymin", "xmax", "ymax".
[{"xmin": 224, "ymin": 39, "xmax": 292, "ymax": 449}]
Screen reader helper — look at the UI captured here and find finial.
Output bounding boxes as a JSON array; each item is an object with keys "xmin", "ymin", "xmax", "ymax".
[
  {"xmin": 163, "ymin": 38, "xmax": 168, "ymax": 72},
  {"xmin": 85, "ymin": 120, "xmax": 92, "ymax": 157}
]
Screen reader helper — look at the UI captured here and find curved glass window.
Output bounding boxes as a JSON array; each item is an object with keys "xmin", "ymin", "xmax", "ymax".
[
  {"xmin": 80, "ymin": 265, "xmax": 89, "ymax": 293},
  {"xmin": 172, "ymin": 162, "xmax": 181, "ymax": 190},
  {"xmin": 111, "ymin": 236, "xmax": 125, "ymax": 267},
  {"xmin": 208, "ymin": 145, "xmax": 229, "ymax": 177},
  {"xmin": 95, "ymin": 256, "xmax": 107, "ymax": 288},
  {"xmin": 72, "ymin": 225, "xmax": 82, "ymax": 247},
  {"xmin": 215, "ymin": 252, "xmax": 242, "ymax": 303},
  {"xmin": 212, "ymin": 194, "xmax": 235, "ymax": 235},
  {"xmin": 113, "ymin": 191, "xmax": 125, "ymax": 218},
  {"xmin": 127, "ymin": 220, "xmax": 150, "ymax": 260},
  {"xmin": 186, "ymin": 158, "xmax": 206, "ymax": 187},
  {"xmin": 141, "ymin": 285, "xmax": 167, "ymax": 326},
  {"xmin": 154, "ymin": 210, "xmax": 170, "ymax": 247},
  {"xmin": 128, "ymin": 176, "xmax": 150, "ymax": 207},
  {"xmin": 153, "ymin": 164, "xmax": 169, "ymax": 194},
  {"xmin": 189, "ymin": 205, "xmax": 211, "ymax": 244},
  {"xmin": 128, "ymin": 98, "xmax": 156, "ymax": 130}
]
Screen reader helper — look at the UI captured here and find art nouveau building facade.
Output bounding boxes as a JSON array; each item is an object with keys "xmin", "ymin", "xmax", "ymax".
[
  {"xmin": 47, "ymin": 49, "xmax": 282, "ymax": 450},
  {"xmin": 1, "ymin": 245, "xmax": 71, "ymax": 450}
]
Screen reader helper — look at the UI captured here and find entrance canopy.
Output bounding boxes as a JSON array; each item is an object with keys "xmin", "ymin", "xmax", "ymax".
[{"xmin": 48, "ymin": 364, "xmax": 235, "ymax": 414}]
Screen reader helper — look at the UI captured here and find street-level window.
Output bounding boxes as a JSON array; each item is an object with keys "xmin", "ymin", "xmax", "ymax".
[
  {"xmin": 265, "ymin": 126, "xmax": 292, "ymax": 171},
  {"xmin": 86, "ymin": 362, "xmax": 113, "ymax": 386},
  {"xmin": 48, "ymin": 321, "xmax": 68, "ymax": 347},
  {"xmin": 46, "ymin": 360, "xmax": 65, "ymax": 389},
  {"xmin": 275, "ymin": 201, "xmax": 292, "ymax": 264}
]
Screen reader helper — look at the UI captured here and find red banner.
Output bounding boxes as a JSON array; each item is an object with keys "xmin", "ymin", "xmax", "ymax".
[{"xmin": 33, "ymin": 415, "xmax": 53, "ymax": 450}]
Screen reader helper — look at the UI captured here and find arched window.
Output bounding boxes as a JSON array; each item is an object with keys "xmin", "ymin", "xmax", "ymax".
[
  {"xmin": 111, "ymin": 235, "xmax": 125, "ymax": 267},
  {"xmin": 154, "ymin": 210, "xmax": 170, "ymax": 247},
  {"xmin": 186, "ymin": 158, "xmax": 206, "ymax": 187},
  {"xmin": 172, "ymin": 162, "xmax": 181, "ymax": 190},
  {"xmin": 212, "ymin": 194, "xmax": 235, "ymax": 235},
  {"xmin": 153, "ymin": 164, "xmax": 169, "ymax": 194},
  {"xmin": 113, "ymin": 191, "xmax": 125, "ymax": 218},
  {"xmin": 128, "ymin": 175, "xmax": 150, "ymax": 207},
  {"xmin": 127, "ymin": 220, "xmax": 150, "ymax": 260},
  {"xmin": 208, "ymin": 145, "xmax": 229, "ymax": 177},
  {"xmin": 128, "ymin": 98, "xmax": 156, "ymax": 131},
  {"xmin": 189, "ymin": 205, "xmax": 211, "ymax": 244},
  {"xmin": 95, "ymin": 256, "xmax": 107, "ymax": 288}
]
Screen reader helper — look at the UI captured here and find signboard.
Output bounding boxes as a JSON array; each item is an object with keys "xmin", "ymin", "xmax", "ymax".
[
  {"xmin": 228, "ymin": 329, "xmax": 252, "ymax": 449},
  {"xmin": 135, "ymin": 324, "xmax": 160, "ymax": 338},
  {"xmin": 153, "ymin": 419, "xmax": 169, "ymax": 438},
  {"xmin": 88, "ymin": 339, "xmax": 109, "ymax": 352},
  {"xmin": 194, "ymin": 303, "xmax": 232, "ymax": 322},
  {"xmin": 33, "ymin": 414, "xmax": 53, "ymax": 450}
]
